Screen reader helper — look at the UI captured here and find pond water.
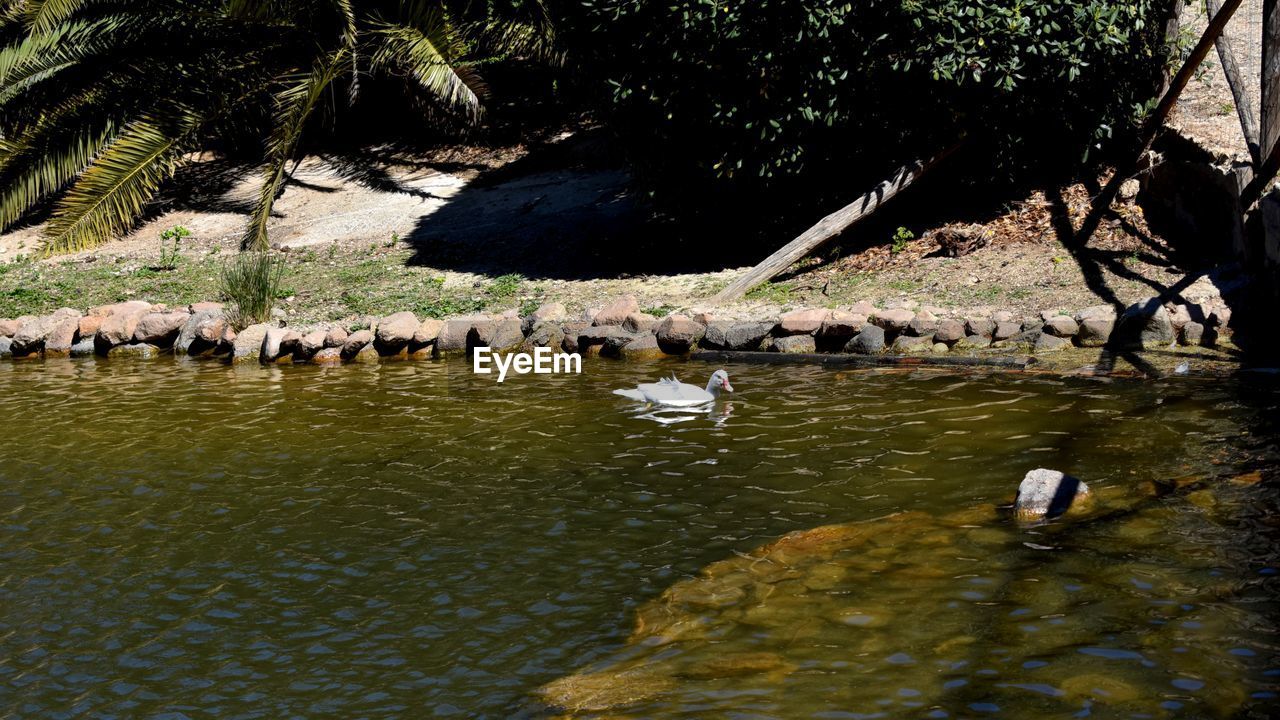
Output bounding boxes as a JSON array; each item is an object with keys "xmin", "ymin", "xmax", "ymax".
[{"xmin": 1, "ymin": 359, "xmax": 1278, "ymax": 718}]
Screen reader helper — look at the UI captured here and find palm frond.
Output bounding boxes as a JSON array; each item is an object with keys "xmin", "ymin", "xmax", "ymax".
[
  {"xmin": 464, "ymin": 0, "xmax": 562, "ymax": 66},
  {"xmin": 243, "ymin": 47, "xmax": 348, "ymax": 251},
  {"xmin": 41, "ymin": 116, "xmax": 198, "ymax": 253},
  {"xmin": 0, "ymin": 16, "xmax": 146, "ymax": 110},
  {"xmin": 367, "ymin": 15, "xmax": 485, "ymax": 117},
  {"xmin": 24, "ymin": 0, "xmax": 87, "ymax": 31},
  {"xmin": 0, "ymin": 121, "xmax": 116, "ymax": 229}
]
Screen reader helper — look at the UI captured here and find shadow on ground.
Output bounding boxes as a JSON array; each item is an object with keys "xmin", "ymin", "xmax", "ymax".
[{"xmin": 401, "ymin": 133, "xmax": 776, "ymax": 280}]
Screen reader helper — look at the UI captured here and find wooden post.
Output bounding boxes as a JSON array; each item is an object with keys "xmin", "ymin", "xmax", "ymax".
[
  {"xmin": 708, "ymin": 147, "xmax": 957, "ymax": 303},
  {"xmin": 1208, "ymin": 0, "xmax": 1262, "ymax": 166}
]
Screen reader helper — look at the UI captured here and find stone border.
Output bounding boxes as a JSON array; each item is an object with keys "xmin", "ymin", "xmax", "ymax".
[{"xmin": 0, "ymin": 293, "xmax": 1234, "ymax": 364}]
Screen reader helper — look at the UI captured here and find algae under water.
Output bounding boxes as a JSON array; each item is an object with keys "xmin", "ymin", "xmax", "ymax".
[{"xmin": 1, "ymin": 359, "xmax": 1278, "ymax": 717}]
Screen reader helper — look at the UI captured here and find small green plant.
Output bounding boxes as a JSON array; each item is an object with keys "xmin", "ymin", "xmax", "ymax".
[
  {"xmin": 155, "ymin": 225, "xmax": 190, "ymax": 270},
  {"xmin": 488, "ymin": 273, "xmax": 523, "ymax": 300},
  {"xmin": 220, "ymin": 251, "xmax": 285, "ymax": 329},
  {"xmin": 642, "ymin": 304, "xmax": 677, "ymax": 318},
  {"xmin": 386, "ymin": 232, "xmax": 400, "ymax": 248},
  {"xmin": 327, "ymin": 242, "xmax": 338, "ymax": 260},
  {"xmin": 519, "ymin": 298, "xmax": 541, "ymax": 316},
  {"xmin": 890, "ymin": 226, "xmax": 913, "ymax": 254},
  {"xmin": 745, "ymin": 280, "xmax": 796, "ymax": 304}
]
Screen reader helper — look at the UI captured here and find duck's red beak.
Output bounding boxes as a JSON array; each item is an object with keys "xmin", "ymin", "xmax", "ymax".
[{"xmin": 722, "ymin": 379, "xmax": 734, "ymax": 393}]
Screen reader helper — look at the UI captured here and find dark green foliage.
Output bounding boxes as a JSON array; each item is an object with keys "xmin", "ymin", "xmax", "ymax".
[{"xmin": 567, "ymin": 0, "xmax": 1177, "ymax": 213}]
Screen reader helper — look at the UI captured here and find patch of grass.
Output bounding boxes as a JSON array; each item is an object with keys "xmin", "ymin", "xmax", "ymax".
[
  {"xmin": 642, "ymin": 304, "xmax": 677, "ymax": 317},
  {"xmin": 745, "ymin": 280, "xmax": 796, "ymax": 304},
  {"xmin": 0, "ymin": 287, "xmax": 52, "ymax": 317},
  {"xmin": 488, "ymin": 273, "xmax": 524, "ymax": 302},
  {"xmin": 220, "ymin": 251, "xmax": 285, "ymax": 329}
]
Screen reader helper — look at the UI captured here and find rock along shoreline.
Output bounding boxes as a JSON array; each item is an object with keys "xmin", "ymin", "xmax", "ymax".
[{"xmin": 0, "ymin": 292, "xmax": 1236, "ymax": 367}]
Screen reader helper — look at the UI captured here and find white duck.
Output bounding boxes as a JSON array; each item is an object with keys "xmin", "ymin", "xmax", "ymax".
[{"xmin": 613, "ymin": 370, "xmax": 734, "ymax": 407}]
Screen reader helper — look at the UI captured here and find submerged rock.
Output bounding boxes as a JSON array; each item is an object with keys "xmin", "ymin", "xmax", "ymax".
[{"xmin": 1014, "ymin": 468, "xmax": 1094, "ymax": 523}]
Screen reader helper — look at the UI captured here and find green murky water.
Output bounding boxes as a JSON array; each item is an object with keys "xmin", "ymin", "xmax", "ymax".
[{"xmin": 1, "ymin": 359, "xmax": 1278, "ymax": 718}]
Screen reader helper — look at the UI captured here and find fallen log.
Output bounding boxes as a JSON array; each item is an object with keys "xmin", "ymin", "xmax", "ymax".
[{"xmin": 710, "ymin": 145, "xmax": 959, "ymax": 303}]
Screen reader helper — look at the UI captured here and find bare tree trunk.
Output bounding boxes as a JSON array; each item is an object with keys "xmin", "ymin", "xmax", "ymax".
[
  {"xmin": 709, "ymin": 146, "xmax": 957, "ymax": 303},
  {"xmin": 1208, "ymin": 0, "xmax": 1262, "ymax": 165}
]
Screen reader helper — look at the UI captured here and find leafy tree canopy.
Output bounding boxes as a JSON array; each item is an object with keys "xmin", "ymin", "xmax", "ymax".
[{"xmin": 564, "ymin": 0, "xmax": 1175, "ymax": 213}]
